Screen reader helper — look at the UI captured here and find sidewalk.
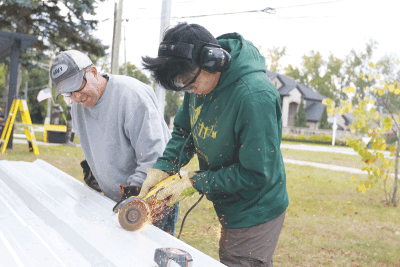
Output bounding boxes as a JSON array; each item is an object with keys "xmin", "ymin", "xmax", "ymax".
[
  {"xmin": 281, "ymin": 143, "xmax": 393, "ymax": 159},
  {"xmin": 283, "ymin": 158, "xmax": 367, "ymax": 175}
]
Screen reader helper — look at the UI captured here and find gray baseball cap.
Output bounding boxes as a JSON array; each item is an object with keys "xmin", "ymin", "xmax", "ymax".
[{"xmin": 50, "ymin": 50, "xmax": 93, "ymax": 99}]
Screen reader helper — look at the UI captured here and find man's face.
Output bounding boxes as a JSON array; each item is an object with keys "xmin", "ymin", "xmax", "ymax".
[
  {"xmin": 175, "ymin": 68, "xmax": 220, "ymax": 95},
  {"xmin": 70, "ymin": 67, "xmax": 102, "ymax": 107}
]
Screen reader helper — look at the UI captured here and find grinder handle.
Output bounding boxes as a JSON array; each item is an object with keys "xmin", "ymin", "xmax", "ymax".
[{"xmin": 143, "ymin": 173, "xmax": 182, "ymax": 202}]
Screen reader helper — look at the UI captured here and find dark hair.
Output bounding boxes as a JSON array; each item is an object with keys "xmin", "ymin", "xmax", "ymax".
[{"xmin": 142, "ymin": 22, "xmax": 218, "ymax": 91}]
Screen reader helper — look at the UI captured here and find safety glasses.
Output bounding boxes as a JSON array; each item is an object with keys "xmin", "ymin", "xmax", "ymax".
[
  {"xmin": 173, "ymin": 68, "xmax": 202, "ymax": 92},
  {"xmin": 62, "ymin": 69, "xmax": 88, "ymax": 97}
]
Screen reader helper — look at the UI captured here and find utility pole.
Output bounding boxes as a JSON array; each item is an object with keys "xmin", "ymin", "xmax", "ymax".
[
  {"xmin": 124, "ymin": 25, "xmax": 127, "ymax": 75},
  {"xmin": 110, "ymin": 2, "xmax": 117, "ymax": 73},
  {"xmin": 111, "ymin": 0, "xmax": 123, "ymax": 74},
  {"xmin": 155, "ymin": 0, "xmax": 171, "ymax": 118}
]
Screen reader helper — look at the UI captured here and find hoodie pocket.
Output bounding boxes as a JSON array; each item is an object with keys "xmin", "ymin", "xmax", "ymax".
[{"xmin": 207, "ymin": 192, "xmax": 241, "ymax": 206}]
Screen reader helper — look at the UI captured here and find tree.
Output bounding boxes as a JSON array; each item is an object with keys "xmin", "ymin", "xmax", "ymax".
[
  {"xmin": 0, "ymin": 0, "xmax": 108, "ymax": 113},
  {"xmin": 318, "ymin": 107, "xmax": 330, "ymax": 129},
  {"xmin": 164, "ymin": 91, "xmax": 182, "ymax": 127},
  {"xmin": 285, "ymin": 51, "xmax": 344, "ymax": 102},
  {"xmin": 324, "ymin": 61, "xmax": 400, "ymax": 206},
  {"xmin": 23, "ymin": 63, "xmax": 49, "ymax": 123},
  {"xmin": 343, "ymin": 39, "xmax": 377, "ymax": 105},
  {"xmin": 0, "ymin": 63, "xmax": 6, "ymax": 98},
  {"xmin": 374, "ymin": 54, "xmax": 400, "ymax": 114},
  {"xmin": 294, "ymin": 99, "xmax": 307, "ymax": 127},
  {"xmin": 119, "ymin": 62, "xmax": 151, "ymax": 85},
  {"xmin": 265, "ymin": 46, "xmax": 287, "ymax": 73}
]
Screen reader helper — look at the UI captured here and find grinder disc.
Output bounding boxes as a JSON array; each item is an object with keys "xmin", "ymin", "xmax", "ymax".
[{"xmin": 118, "ymin": 198, "xmax": 151, "ymax": 231}]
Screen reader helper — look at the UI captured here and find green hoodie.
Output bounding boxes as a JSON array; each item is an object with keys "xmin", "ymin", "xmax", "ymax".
[{"xmin": 154, "ymin": 33, "xmax": 289, "ymax": 229}]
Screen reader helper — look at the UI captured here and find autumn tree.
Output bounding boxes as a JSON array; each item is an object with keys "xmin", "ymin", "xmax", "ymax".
[
  {"xmin": 265, "ymin": 46, "xmax": 287, "ymax": 73},
  {"xmin": 343, "ymin": 39, "xmax": 377, "ymax": 105},
  {"xmin": 324, "ymin": 61, "xmax": 399, "ymax": 206},
  {"xmin": 285, "ymin": 51, "xmax": 342, "ymax": 101}
]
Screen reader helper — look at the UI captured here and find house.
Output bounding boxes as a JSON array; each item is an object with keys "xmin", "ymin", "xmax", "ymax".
[{"xmin": 266, "ymin": 71, "xmax": 328, "ymax": 130}]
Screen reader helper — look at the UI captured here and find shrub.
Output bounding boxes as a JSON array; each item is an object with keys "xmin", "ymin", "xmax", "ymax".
[{"xmin": 282, "ymin": 133, "xmax": 347, "ymax": 146}]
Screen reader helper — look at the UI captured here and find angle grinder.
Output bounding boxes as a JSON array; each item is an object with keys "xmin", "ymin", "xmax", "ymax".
[{"xmin": 115, "ymin": 173, "xmax": 183, "ymax": 231}]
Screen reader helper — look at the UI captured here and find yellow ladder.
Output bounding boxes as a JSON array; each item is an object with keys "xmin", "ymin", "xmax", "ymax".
[{"xmin": 0, "ymin": 97, "xmax": 39, "ymax": 155}]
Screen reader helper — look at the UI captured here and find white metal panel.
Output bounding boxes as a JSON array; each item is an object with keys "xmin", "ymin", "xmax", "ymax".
[{"xmin": 0, "ymin": 159, "xmax": 225, "ymax": 267}]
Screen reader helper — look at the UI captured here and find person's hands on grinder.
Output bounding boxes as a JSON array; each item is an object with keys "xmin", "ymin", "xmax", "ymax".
[
  {"xmin": 137, "ymin": 168, "xmax": 170, "ymax": 199},
  {"xmin": 156, "ymin": 171, "xmax": 195, "ymax": 205},
  {"xmin": 112, "ymin": 185, "xmax": 141, "ymax": 213}
]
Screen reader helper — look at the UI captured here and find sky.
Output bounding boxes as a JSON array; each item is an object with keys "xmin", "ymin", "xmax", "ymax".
[{"xmin": 86, "ymin": 0, "xmax": 398, "ymax": 75}]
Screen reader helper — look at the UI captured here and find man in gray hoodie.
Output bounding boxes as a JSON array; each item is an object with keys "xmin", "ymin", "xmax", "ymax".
[{"xmin": 50, "ymin": 50, "xmax": 177, "ymax": 234}]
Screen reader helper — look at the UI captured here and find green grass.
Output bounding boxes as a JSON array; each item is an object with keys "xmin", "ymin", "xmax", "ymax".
[
  {"xmin": 0, "ymin": 143, "xmax": 85, "ymax": 183},
  {"xmin": 177, "ymin": 164, "xmax": 400, "ymax": 266},
  {"xmin": 1, "ymin": 142, "xmax": 399, "ymax": 266}
]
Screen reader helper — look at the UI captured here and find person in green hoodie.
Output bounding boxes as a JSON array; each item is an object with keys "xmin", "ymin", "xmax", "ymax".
[{"xmin": 139, "ymin": 22, "xmax": 289, "ymax": 267}]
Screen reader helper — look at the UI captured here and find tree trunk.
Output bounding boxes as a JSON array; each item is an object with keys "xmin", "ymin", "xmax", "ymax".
[{"xmin": 393, "ymin": 136, "xmax": 399, "ymax": 206}]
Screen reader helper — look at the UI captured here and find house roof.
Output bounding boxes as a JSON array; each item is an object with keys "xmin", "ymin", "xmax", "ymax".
[
  {"xmin": 342, "ymin": 113, "xmax": 356, "ymax": 125},
  {"xmin": 305, "ymin": 100, "xmax": 326, "ymax": 122},
  {"xmin": 266, "ymin": 71, "xmax": 326, "ymax": 101}
]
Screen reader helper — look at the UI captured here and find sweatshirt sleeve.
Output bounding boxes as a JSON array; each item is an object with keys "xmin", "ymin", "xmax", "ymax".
[
  {"xmin": 193, "ymin": 91, "xmax": 282, "ymax": 195},
  {"xmin": 124, "ymin": 101, "xmax": 169, "ymax": 186},
  {"xmin": 153, "ymin": 93, "xmax": 194, "ymax": 173}
]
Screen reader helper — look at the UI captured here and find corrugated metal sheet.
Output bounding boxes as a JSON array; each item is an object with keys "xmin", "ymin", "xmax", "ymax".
[{"xmin": 0, "ymin": 159, "xmax": 225, "ymax": 267}]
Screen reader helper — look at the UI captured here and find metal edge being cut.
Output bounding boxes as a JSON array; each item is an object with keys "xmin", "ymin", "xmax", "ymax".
[
  {"xmin": 0, "ymin": 167, "xmax": 117, "ymax": 267},
  {"xmin": 118, "ymin": 198, "xmax": 150, "ymax": 232}
]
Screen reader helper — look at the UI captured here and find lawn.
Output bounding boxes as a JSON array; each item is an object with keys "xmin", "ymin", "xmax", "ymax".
[{"xmin": 1, "ymin": 142, "xmax": 399, "ymax": 266}]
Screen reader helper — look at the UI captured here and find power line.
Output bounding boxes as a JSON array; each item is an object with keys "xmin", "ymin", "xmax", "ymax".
[
  {"xmin": 172, "ymin": 0, "xmax": 343, "ymax": 19},
  {"xmin": 112, "ymin": 0, "xmax": 345, "ymax": 21},
  {"xmin": 257, "ymin": 15, "xmax": 339, "ymax": 20},
  {"xmin": 174, "ymin": 7, "xmax": 275, "ymax": 19},
  {"xmin": 275, "ymin": 0, "xmax": 344, "ymax": 9}
]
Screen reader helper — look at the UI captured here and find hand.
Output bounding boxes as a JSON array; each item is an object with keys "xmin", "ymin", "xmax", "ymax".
[
  {"xmin": 80, "ymin": 160, "xmax": 102, "ymax": 193},
  {"xmin": 112, "ymin": 185, "xmax": 141, "ymax": 213},
  {"xmin": 137, "ymin": 169, "xmax": 170, "ymax": 199},
  {"xmin": 156, "ymin": 171, "xmax": 195, "ymax": 205}
]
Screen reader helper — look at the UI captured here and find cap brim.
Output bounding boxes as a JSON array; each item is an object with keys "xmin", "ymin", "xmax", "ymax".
[{"xmin": 55, "ymin": 70, "xmax": 84, "ymax": 99}]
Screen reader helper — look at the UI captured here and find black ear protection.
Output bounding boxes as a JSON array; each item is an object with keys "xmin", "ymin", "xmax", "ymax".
[{"xmin": 158, "ymin": 40, "xmax": 231, "ymax": 73}]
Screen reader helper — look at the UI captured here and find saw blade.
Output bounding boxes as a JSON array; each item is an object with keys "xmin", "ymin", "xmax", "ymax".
[{"xmin": 118, "ymin": 198, "xmax": 150, "ymax": 231}]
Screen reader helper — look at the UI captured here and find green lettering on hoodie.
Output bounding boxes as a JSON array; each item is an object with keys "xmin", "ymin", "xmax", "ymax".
[{"xmin": 154, "ymin": 33, "xmax": 289, "ymax": 229}]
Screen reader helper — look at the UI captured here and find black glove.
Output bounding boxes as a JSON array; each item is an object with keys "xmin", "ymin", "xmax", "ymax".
[
  {"xmin": 80, "ymin": 160, "xmax": 102, "ymax": 193},
  {"xmin": 112, "ymin": 185, "xmax": 141, "ymax": 213}
]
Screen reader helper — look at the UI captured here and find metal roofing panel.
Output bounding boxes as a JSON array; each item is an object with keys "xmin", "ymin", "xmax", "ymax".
[{"xmin": 0, "ymin": 159, "xmax": 225, "ymax": 267}]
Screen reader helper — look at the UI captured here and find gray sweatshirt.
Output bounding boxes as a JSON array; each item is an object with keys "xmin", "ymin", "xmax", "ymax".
[{"xmin": 72, "ymin": 74, "xmax": 171, "ymax": 201}]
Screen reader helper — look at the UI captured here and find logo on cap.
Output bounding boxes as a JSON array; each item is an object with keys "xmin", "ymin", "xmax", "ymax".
[{"xmin": 52, "ymin": 64, "xmax": 68, "ymax": 79}]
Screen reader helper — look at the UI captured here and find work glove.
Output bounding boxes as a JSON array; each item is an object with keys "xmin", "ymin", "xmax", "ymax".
[
  {"xmin": 112, "ymin": 185, "xmax": 141, "ymax": 213},
  {"xmin": 156, "ymin": 171, "xmax": 195, "ymax": 205},
  {"xmin": 80, "ymin": 160, "xmax": 102, "ymax": 193},
  {"xmin": 137, "ymin": 168, "xmax": 170, "ymax": 199}
]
